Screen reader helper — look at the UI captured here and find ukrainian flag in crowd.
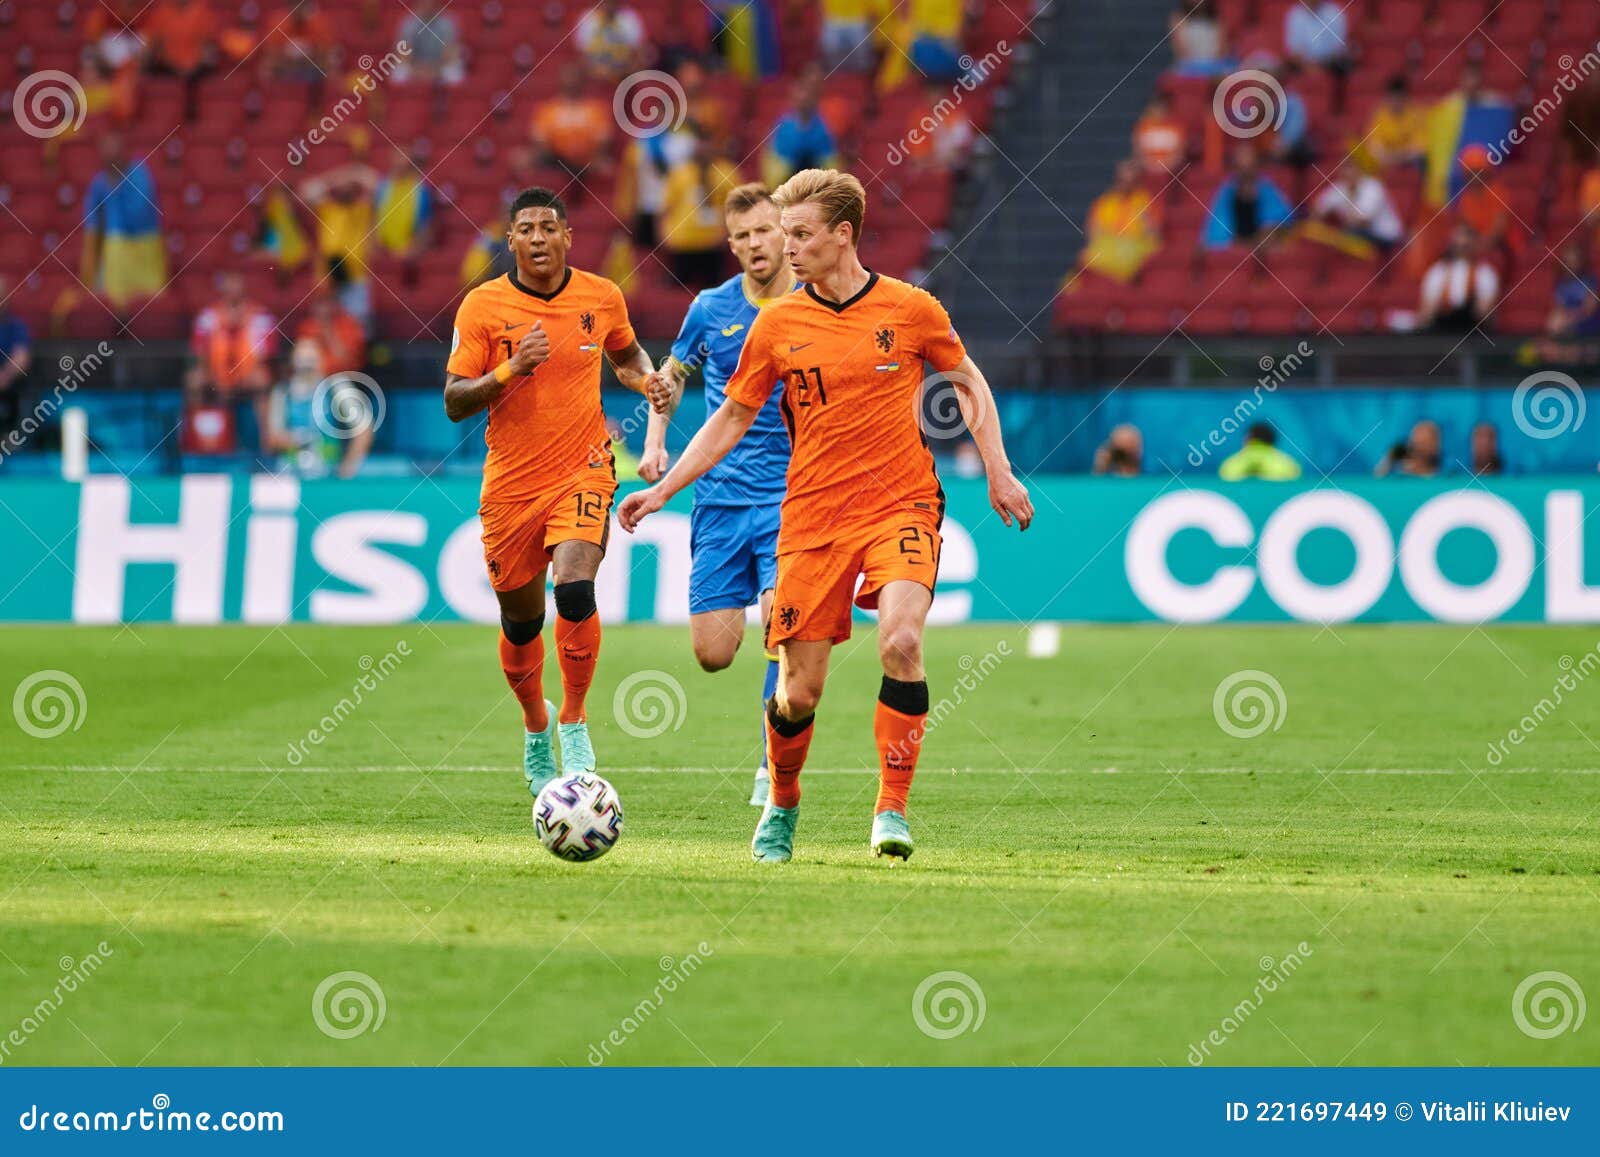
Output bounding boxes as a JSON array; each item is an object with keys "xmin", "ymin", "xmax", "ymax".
[
  {"xmin": 1423, "ymin": 91, "xmax": 1517, "ymax": 206},
  {"xmin": 710, "ymin": 0, "xmax": 780, "ymax": 79}
]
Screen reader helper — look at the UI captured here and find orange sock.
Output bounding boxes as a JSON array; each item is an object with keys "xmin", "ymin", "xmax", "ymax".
[
  {"xmin": 765, "ymin": 704, "xmax": 814, "ymax": 809},
  {"xmin": 874, "ymin": 679, "xmax": 928, "ymax": 815},
  {"xmin": 555, "ymin": 613, "xmax": 601, "ymax": 723},
  {"xmin": 499, "ymin": 632, "xmax": 549, "ymax": 733}
]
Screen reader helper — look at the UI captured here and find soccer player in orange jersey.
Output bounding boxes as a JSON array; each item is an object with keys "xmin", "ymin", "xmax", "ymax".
[
  {"xmin": 623, "ymin": 169, "xmax": 1034, "ymax": 862},
  {"xmin": 446, "ymin": 187, "xmax": 656, "ymax": 797}
]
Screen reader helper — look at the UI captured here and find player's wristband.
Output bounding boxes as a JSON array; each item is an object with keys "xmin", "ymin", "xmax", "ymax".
[{"xmin": 493, "ymin": 361, "xmax": 514, "ymax": 385}]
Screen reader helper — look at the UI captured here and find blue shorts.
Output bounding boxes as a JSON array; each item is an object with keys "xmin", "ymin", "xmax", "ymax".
[{"xmin": 689, "ymin": 502, "xmax": 781, "ymax": 615}]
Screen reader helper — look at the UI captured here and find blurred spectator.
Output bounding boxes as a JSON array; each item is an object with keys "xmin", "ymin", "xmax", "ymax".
[
  {"xmin": 907, "ymin": 0, "xmax": 965, "ymax": 83},
  {"xmin": 1073, "ymin": 160, "xmax": 1161, "ymax": 285},
  {"xmin": 82, "ymin": 133, "xmax": 167, "ymax": 313},
  {"xmin": 1419, "ymin": 225, "xmax": 1499, "ymax": 333},
  {"xmin": 1302, "ymin": 159, "xmax": 1403, "ymax": 259},
  {"xmin": 1423, "ymin": 61, "xmax": 1510, "ymax": 208},
  {"xmin": 396, "ymin": 0, "xmax": 465, "ymax": 86},
  {"xmin": 530, "ymin": 63, "xmax": 615, "ymax": 182},
  {"xmin": 187, "ymin": 272, "xmax": 277, "ymax": 446},
  {"xmin": 1470, "ymin": 423, "xmax": 1502, "ymax": 476},
  {"xmin": 900, "ymin": 78, "xmax": 976, "ymax": 172},
  {"xmin": 677, "ymin": 60, "xmax": 730, "ymax": 146},
  {"xmin": 374, "ymin": 146, "xmax": 437, "ymax": 286},
  {"xmin": 0, "ymin": 275, "xmax": 32, "ymax": 447},
  {"xmin": 1169, "ymin": 1, "xmax": 1229, "ymax": 78},
  {"xmin": 218, "ymin": 5, "xmax": 263, "ymax": 66},
  {"xmin": 1093, "ymin": 425, "xmax": 1144, "ymax": 476},
  {"xmin": 1133, "ymin": 90, "xmax": 1187, "ymax": 178},
  {"xmin": 263, "ymin": 2, "xmax": 338, "ymax": 101},
  {"xmin": 660, "ymin": 124, "xmax": 739, "ymax": 290},
  {"xmin": 1452, "ymin": 145, "xmax": 1525, "ymax": 272},
  {"xmin": 1362, "ymin": 76, "xmax": 1427, "ymax": 171},
  {"xmin": 1375, "ymin": 421, "xmax": 1440, "ymax": 478},
  {"xmin": 461, "ymin": 223, "xmax": 515, "ymax": 288},
  {"xmin": 1219, "ymin": 423, "xmax": 1301, "ymax": 481},
  {"xmin": 268, "ymin": 340, "xmax": 372, "ymax": 478},
  {"xmin": 143, "ymin": 0, "xmax": 219, "ymax": 120},
  {"xmin": 577, "ymin": 1, "xmax": 648, "ymax": 81},
  {"xmin": 46, "ymin": 48, "xmax": 138, "ymax": 168},
  {"xmin": 1202, "ymin": 147, "xmax": 1292, "ymax": 250},
  {"xmin": 84, "ymin": 0, "xmax": 146, "ymax": 72},
  {"xmin": 821, "ymin": 0, "xmax": 875, "ymax": 73},
  {"xmin": 952, "ymin": 438, "xmax": 984, "ymax": 479},
  {"xmin": 253, "ymin": 181, "xmax": 311, "ymax": 285},
  {"xmin": 1283, "ymin": 0, "xmax": 1348, "ymax": 112},
  {"xmin": 296, "ymin": 289, "xmax": 366, "ymax": 377},
  {"xmin": 1530, "ymin": 242, "xmax": 1600, "ymax": 364},
  {"xmin": 301, "ymin": 162, "xmax": 379, "ymax": 326},
  {"xmin": 616, "ymin": 122, "xmax": 696, "ymax": 251},
  {"xmin": 1266, "ymin": 62, "xmax": 1314, "ymax": 172},
  {"xmin": 763, "ymin": 66, "xmax": 841, "ymax": 187}
]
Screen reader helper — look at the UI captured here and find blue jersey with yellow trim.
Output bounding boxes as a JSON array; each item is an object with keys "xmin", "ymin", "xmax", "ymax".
[{"xmin": 670, "ymin": 272, "xmax": 793, "ymax": 507}]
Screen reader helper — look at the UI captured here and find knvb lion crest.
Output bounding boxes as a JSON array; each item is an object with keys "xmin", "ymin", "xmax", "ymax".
[
  {"xmin": 779, "ymin": 605, "xmax": 800, "ymax": 631},
  {"xmin": 580, "ymin": 311, "xmax": 595, "ymax": 335},
  {"xmin": 875, "ymin": 327, "xmax": 894, "ymax": 354}
]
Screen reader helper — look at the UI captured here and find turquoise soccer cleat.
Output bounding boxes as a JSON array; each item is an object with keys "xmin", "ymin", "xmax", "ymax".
[
  {"xmin": 750, "ymin": 767, "xmax": 770, "ymax": 808},
  {"xmin": 524, "ymin": 700, "xmax": 559, "ymax": 796},
  {"xmin": 870, "ymin": 810, "xmax": 914, "ymax": 861},
  {"xmin": 557, "ymin": 718, "xmax": 596, "ymax": 774},
  {"xmin": 750, "ymin": 803, "xmax": 798, "ymax": 862}
]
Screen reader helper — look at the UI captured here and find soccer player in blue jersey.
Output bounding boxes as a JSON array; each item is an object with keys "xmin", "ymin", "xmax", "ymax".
[{"xmin": 641, "ymin": 182, "xmax": 797, "ymax": 807}]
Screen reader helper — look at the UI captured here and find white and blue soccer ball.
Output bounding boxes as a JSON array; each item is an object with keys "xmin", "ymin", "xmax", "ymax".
[{"xmin": 533, "ymin": 772, "xmax": 624, "ymax": 862}]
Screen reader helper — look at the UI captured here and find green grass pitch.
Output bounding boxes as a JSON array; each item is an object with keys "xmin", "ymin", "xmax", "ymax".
[{"xmin": 1, "ymin": 622, "xmax": 1597, "ymax": 1067}]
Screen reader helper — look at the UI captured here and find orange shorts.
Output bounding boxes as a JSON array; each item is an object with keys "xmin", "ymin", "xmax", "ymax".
[
  {"xmin": 767, "ymin": 514, "xmax": 942, "ymax": 646},
  {"xmin": 480, "ymin": 482, "xmax": 615, "ymax": 592}
]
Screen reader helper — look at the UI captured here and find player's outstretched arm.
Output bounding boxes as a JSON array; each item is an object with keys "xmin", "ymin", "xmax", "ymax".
[
  {"xmin": 639, "ymin": 357, "xmax": 688, "ymax": 482},
  {"xmin": 443, "ymin": 321, "xmax": 549, "ymax": 421},
  {"xmin": 949, "ymin": 354, "xmax": 1034, "ymax": 531},
  {"xmin": 617, "ymin": 397, "xmax": 760, "ymax": 532},
  {"xmin": 605, "ymin": 339, "xmax": 655, "ymax": 398}
]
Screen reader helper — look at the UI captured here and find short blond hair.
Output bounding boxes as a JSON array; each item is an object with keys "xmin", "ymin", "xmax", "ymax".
[
  {"xmin": 771, "ymin": 168, "xmax": 867, "ymax": 245},
  {"xmin": 724, "ymin": 181, "xmax": 774, "ymax": 220}
]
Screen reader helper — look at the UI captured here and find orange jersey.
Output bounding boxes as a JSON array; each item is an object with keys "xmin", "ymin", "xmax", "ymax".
[
  {"xmin": 723, "ymin": 272, "xmax": 965, "ymax": 553},
  {"xmin": 448, "ymin": 268, "xmax": 637, "ymax": 502}
]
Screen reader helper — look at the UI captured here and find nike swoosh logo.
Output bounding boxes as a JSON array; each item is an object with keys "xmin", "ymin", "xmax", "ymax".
[
  {"xmin": 721, "ymin": 324, "xmax": 745, "ymax": 336},
  {"xmin": 789, "ymin": 342, "xmax": 813, "ymax": 352},
  {"xmin": 504, "ymin": 322, "xmax": 517, "ymax": 330}
]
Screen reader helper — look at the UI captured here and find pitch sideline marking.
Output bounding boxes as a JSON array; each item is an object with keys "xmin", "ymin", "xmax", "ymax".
[{"xmin": 11, "ymin": 765, "xmax": 1600, "ymax": 776}]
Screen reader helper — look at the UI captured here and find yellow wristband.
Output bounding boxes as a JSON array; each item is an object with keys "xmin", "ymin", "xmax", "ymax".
[{"xmin": 493, "ymin": 361, "xmax": 514, "ymax": 385}]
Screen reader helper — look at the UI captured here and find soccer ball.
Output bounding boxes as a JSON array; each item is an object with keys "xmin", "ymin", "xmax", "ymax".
[{"xmin": 533, "ymin": 772, "xmax": 624, "ymax": 862}]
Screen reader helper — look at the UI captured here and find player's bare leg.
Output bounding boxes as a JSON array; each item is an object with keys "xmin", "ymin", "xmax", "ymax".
[
  {"xmin": 550, "ymin": 539, "xmax": 604, "ymax": 772},
  {"xmin": 495, "ymin": 574, "xmax": 559, "ymax": 796},
  {"xmin": 871, "ymin": 580, "xmax": 934, "ymax": 860},
  {"xmin": 752, "ymin": 636, "xmax": 829, "ymax": 862},
  {"xmin": 692, "ymin": 591, "xmax": 778, "ymax": 805}
]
